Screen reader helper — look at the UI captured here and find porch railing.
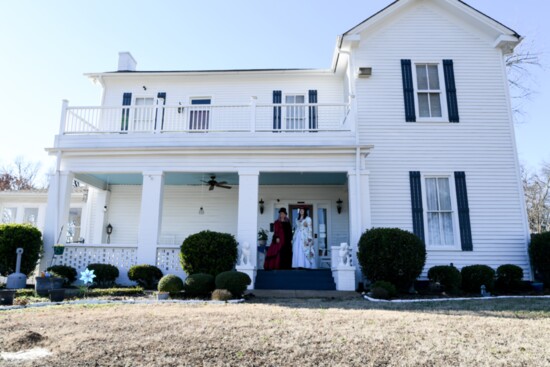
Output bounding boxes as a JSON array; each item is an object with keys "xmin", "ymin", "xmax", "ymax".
[{"xmin": 61, "ymin": 102, "xmax": 352, "ymax": 135}]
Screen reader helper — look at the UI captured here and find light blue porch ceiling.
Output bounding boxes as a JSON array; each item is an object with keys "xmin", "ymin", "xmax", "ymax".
[{"xmin": 80, "ymin": 172, "xmax": 348, "ymax": 186}]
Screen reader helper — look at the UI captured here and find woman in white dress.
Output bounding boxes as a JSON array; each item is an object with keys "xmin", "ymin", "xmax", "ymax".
[{"xmin": 292, "ymin": 207, "xmax": 315, "ymax": 269}]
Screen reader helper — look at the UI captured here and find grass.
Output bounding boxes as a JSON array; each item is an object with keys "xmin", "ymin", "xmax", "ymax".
[{"xmin": 1, "ymin": 297, "xmax": 549, "ymax": 366}]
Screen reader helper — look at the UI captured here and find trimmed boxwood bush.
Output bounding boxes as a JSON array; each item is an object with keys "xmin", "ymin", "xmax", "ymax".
[
  {"xmin": 185, "ymin": 273, "xmax": 215, "ymax": 297},
  {"xmin": 0, "ymin": 224, "xmax": 43, "ymax": 276},
  {"xmin": 87, "ymin": 263, "xmax": 119, "ymax": 287},
  {"xmin": 461, "ymin": 265, "xmax": 495, "ymax": 293},
  {"xmin": 357, "ymin": 227, "xmax": 426, "ymax": 290},
  {"xmin": 427, "ymin": 265, "xmax": 461, "ymax": 294},
  {"xmin": 47, "ymin": 265, "xmax": 77, "ymax": 285},
  {"xmin": 370, "ymin": 281, "xmax": 397, "ymax": 300},
  {"xmin": 215, "ymin": 271, "xmax": 251, "ymax": 298},
  {"xmin": 128, "ymin": 264, "xmax": 163, "ymax": 290},
  {"xmin": 180, "ymin": 230, "xmax": 238, "ymax": 277},
  {"xmin": 158, "ymin": 274, "xmax": 184, "ymax": 295},
  {"xmin": 495, "ymin": 264, "xmax": 524, "ymax": 293},
  {"xmin": 529, "ymin": 232, "xmax": 550, "ymax": 286}
]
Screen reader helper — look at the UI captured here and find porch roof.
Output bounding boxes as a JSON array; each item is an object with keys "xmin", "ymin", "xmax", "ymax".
[{"xmin": 76, "ymin": 172, "xmax": 348, "ymax": 187}]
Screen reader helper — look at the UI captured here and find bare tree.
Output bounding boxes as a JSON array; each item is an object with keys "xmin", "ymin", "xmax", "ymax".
[
  {"xmin": 522, "ymin": 162, "xmax": 550, "ymax": 233},
  {"xmin": 0, "ymin": 156, "xmax": 42, "ymax": 191},
  {"xmin": 506, "ymin": 40, "xmax": 543, "ymax": 123}
]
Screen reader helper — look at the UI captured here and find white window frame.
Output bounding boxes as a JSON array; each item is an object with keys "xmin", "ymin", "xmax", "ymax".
[
  {"xmin": 188, "ymin": 97, "xmax": 212, "ymax": 131},
  {"xmin": 132, "ymin": 95, "xmax": 156, "ymax": 132},
  {"xmin": 411, "ymin": 61, "xmax": 449, "ymax": 123},
  {"xmin": 283, "ymin": 92, "xmax": 307, "ymax": 130},
  {"xmin": 420, "ymin": 173, "xmax": 461, "ymax": 250}
]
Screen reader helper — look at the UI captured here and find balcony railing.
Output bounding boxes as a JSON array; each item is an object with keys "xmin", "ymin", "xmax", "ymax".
[{"xmin": 60, "ymin": 102, "xmax": 352, "ymax": 135}]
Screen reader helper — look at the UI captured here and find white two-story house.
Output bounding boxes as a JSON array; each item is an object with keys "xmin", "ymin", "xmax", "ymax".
[{"xmin": 43, "ymin": 0, "xmax": 530, "ymax": 290}]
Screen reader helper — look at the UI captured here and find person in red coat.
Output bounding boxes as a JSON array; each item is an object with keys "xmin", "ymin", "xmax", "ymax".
[{"xmin": 264, "ymin": 208, "xmax": 293, "ymax": 270}]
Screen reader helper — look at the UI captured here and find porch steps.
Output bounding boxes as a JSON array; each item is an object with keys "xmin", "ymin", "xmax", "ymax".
[{"xmin": 255, "ymin": 269, "xmax": 336, "ymax": 290}]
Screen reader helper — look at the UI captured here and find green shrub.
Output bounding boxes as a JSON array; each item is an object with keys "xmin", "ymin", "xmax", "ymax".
[
  {"xmin": 0, "ymin": 224, "xmax": 43, "ymax": 276},
  {"xmin": 128, "ymin": 264, "xmax": 163, "ymax": 290},
  {"xmin": 370, "ymin": 281, "xmax": 397, "ymax": 299},
  {"xmin": 461, "ymin": 265, "xmax": 495, "ymax": 293},
  {"xmin": 47, "ymin": 265, "xmax": 77, "ymax": 285},
  {"xmin": 357, "ymin": 228, "xmax": 426, "ymax": 289},
  {"xmin": 185, "ymin": 273, "xmax": 215, "ymax": 297},
  {"xmin": 211, "ymin": 289, "xmax": 233, "ymax": 301},
  {"xmin": 87, "ymin": 263, "xmax": 119, "ymax": 287},
  {"xmin": 495, "ymin": 264, "xmax": 524, "ymax": 293},
  {"xmin": 158, "ymin": 274, "xmax": 184, "ymax": 295},
  {"xmin": 215, "ymin": 271, "xmax": 251, "ymax": 298},
  {"xmin": 529, "ymin": 232, "xmax": 550, "ymax": 286},
  {"xmin": 180, "ymin": 230, "xmax": 238, "ymax": 277},
  {"xmin": 86, "ymin": 287, "xmax": 144, "ymax": 297},
  {"xmin": 427, "ymin": 265, "xmax": 461, "ymax": 294}
]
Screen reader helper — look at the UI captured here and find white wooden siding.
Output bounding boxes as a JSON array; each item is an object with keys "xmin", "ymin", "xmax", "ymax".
[{"xmin": 353, "ymin": 2, "xmax": 529, "ymax": 276}]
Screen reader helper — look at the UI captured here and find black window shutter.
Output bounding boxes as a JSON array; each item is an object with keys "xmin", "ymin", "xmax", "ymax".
[
  {"xmin": 273, "ymin": 90, "xmax": 282, "ymax": 130},
  {"xmin": 308, "ymin": 89, "xmax": 318, "ymax": 130},
  {"xmin": 454, "ymin": 171, "xmax": 472, "ymax": 251},
  {"xmin": 121, "ymin": 92, "xmax": 132, "ymax": 131},
  {"xmin": 401, "ymin": 59, "xmax": 416, "ymax": 122},
  {"xmin": 156, "ymin": 92, "xmax": 166, "ymax": 130},
  {"xmin": 409, "ymin": 171, "xmax": 425, "ymax": 242},
  {"xmin": 443, "ymin": 60, "xmax": 459, "ymax": 123}
]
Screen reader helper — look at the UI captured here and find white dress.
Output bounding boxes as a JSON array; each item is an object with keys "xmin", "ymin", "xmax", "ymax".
[{"xmin": 291, "ymin": 216, "xmax": 315, "ymax": 269}]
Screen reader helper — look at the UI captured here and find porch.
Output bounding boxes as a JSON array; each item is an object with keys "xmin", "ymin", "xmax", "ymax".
[{"xmin": 45, "ymin": 170, "xmax": 367, "ymax": 290}]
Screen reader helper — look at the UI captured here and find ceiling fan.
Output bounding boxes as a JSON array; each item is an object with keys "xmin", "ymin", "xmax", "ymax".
[{"xmin": 202, "ymin": 175, "xmax": 232, "ymax": 190}]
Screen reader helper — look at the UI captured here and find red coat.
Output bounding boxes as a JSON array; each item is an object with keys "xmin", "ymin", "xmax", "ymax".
[{"xmin": 264, "ymin": 219, "xmax": 292, "ymax": 270}]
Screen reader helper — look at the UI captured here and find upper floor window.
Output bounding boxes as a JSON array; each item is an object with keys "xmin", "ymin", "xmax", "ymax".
[
  {"xmin": 415, "ymin": 64, "xmax": 443, "ymax": 119},
  {"xmin": 285, "ymin": 94, "xmax": 305, "ymax": 130},
  {"xmin": 401, "ymin": 59, "xmax": 459, "ymax": 123},
  {"xmin": 189, "ymin": 98, "xmax": 211, "ymax": 130},
  {"xmin": 133, "ymin": 97, "xmax": 155, "ymax": 131}
]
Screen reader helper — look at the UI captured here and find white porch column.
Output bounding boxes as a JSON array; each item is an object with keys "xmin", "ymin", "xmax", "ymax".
[
  {"xmin": 137, "ymin": 171, "xmax": 164, "ymax": 265},
  {"xmin": 41, "ymin": 171, "xmax": 74, "ymax": 271},
  {"xmin": 90, "ymin": 188, "xmax": 110, "ymax": 244},
  {"xmin": 236, "ymin": 169, "xmax": 259, "ymax": 288}
]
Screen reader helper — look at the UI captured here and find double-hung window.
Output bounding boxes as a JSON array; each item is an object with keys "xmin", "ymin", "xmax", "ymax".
[
  {"xmin": 424, "ymin": 176, "xmax": 457, "ymax": 248},
  {"xmin": 189, "ymin": 98, "xmax": 211, "ymax": 130},
  {"xmin": 133, "ymin": 97, "xmax": 155, "ymax": 131},
  {"xmin": 414, "ymin": 63, "xmax": 444, "ymax": 119},
  {"xmin": 285, "ymin": 95, "xmax": 306, "ymax": 130}
]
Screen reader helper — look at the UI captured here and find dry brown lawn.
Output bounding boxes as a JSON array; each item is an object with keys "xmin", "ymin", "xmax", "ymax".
[{"xmin": 1, "ymin": 298, "xmax": 549, "ymax": 366}]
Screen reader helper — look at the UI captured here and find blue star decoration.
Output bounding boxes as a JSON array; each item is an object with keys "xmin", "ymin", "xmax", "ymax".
[{"xmin": 80, "ymin": 268, "xmax": 96, "ymax": 284}]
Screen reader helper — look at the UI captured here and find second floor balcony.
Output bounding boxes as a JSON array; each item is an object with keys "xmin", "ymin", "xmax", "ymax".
[{"xmin": 61, "ymin": 101, "xmax": 353, "ymax": 136}]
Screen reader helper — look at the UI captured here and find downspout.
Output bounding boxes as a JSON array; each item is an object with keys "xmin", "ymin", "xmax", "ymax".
[{"xmin": 338, "ymin": 47, "xmax": 363, "ymax": 246}]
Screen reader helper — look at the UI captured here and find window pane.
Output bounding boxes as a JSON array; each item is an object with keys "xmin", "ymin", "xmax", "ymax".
[
  {"xmin": 2, "ymin": 208, "xmax": 17, "ymax": 223},
  {"xmin": 135, "ymin": 97, "xmax": 154, "ymax": 106},
  {"xmin": 296, "ymin": 95, "xmax": 305, "ymax": 103},
  {"xmin": 437, "ymin": 178, "xmax": 452, "ymax": 210},
  {"xmin": 426, "ymin": 178, "xmax": 439, "ymax": 210},
  {"xmin": 441, "ymin": 213, "xmax": 454, "ymax": 245},
  {"xmin": 24, "ymin": 208, "xmax": 39, "ymax": 227},
  {"xmin": 416, "ymin": 65, "xmax": 428, "ymax": 90},
  {"xmin": 418, "ymin": 93, "xmax": 430, "ymax": 117},
  {"xmin": 428, "ymin": 213, "xmax": 441, "ymax": 245},
  {"xmin": 429, "ymin": 93, "xmax": 442, "ymax": 117},
  {"xmin": 428, "ymin": 65, "xmax": 440, "ymax": 89},
  {"xmin": 285, "ymin": 96, "xmax": 295, "ymax": 104}
]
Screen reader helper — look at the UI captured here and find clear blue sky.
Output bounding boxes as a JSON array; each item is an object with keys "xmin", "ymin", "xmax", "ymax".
[{"xmin": 0, "ymin": 0, "xmax": 548, "ymax": 179}]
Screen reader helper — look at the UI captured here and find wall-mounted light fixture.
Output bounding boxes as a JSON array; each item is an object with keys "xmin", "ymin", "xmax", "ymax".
[
  {"xmin": 259, "ymin": 199, "xmax": 265, "ymax": 214},
  {"xmin": 142, "ymin": 85, "xmax": 147, "ymax": 90},
  {"xmin": 199, "ymin": 206, "xmax": 205, "ymax": 215},
  {"xmin": 336, "ymin": 198, "xmax": 343, "ymax": 214},
  {"xmin": 103, "ymin": 205, "xmax": 107, "ymax": 212},
  {"xmin": 106, "ymin": 223, "xmax": 113, "ymax": 244}
]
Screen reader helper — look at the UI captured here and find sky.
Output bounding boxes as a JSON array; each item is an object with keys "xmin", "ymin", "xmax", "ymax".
[{"xmin": 0, "ymin": 0, "xmax": 548, "ymax": 181}]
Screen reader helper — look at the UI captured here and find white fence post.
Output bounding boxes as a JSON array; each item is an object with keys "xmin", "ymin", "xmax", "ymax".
[
  {"xmin": 59, "ymin": 99, "xmax": 69, "ymax": 135},
  {"xmin": 250, "ymin": 96, "xmax": 257, "ymax": 132}
]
